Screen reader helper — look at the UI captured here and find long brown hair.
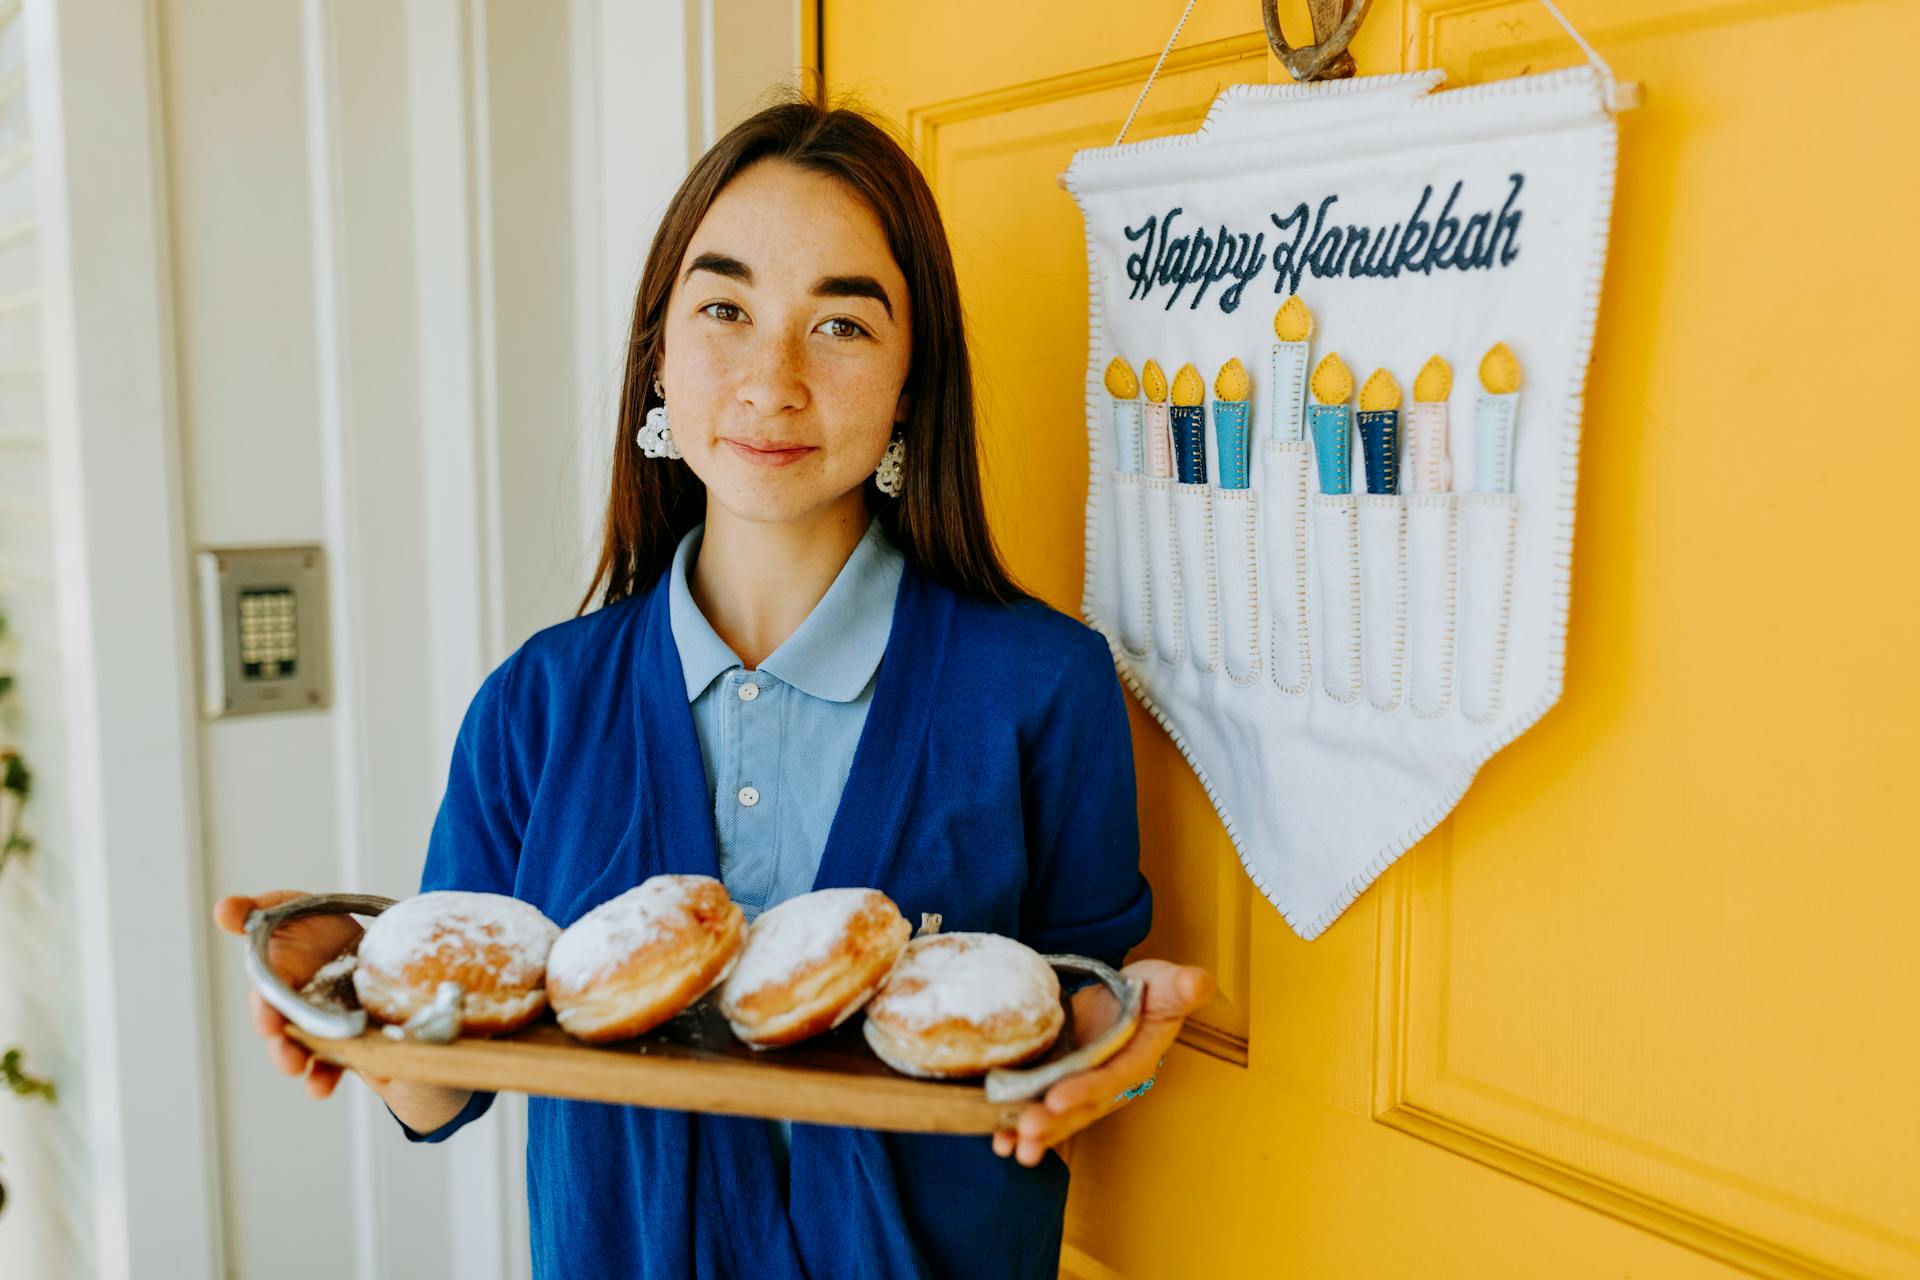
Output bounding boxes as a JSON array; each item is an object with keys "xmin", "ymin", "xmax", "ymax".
[{"xmin": 577, "ymin": 87, "xmax": 1025, "ymax": 614}]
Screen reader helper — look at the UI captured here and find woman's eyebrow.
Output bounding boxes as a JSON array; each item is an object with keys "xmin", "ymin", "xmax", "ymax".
[
  {"xmin": 684, "ymin": 252, "xmax": 893, "ymax": 321},
  {"xmin": 811, "ymin": 275, "xmax": 893, "ymax": 321},
  {"xmin": 685, "ymin": 251, "xmax": 751, "ymax": 283}
]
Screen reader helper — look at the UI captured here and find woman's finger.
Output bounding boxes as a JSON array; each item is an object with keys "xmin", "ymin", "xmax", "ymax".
[
  {"xmin": 991, "ymin": 1128, "xmax": 1015, "ymax": 1158},
  {"xmin": 306, "ymin": 1061, "xmax": 342, "ymax": 1099},
  {"xmin": 1016, "ymin": 1098, "xmax": 1105, "ymax": 1154},
  {"xmin": 212, "ymin": 889, "xmax": 309, "ymax": 936},
  {"xmin": 1137, "ymin": 963, "xmax": 1216, "ymax": 1022},
  {"xmin": 268, "ymin": 1034, "xmax": 310, "ymax": 1077},
  {"xmin": 212, "ymin": 895, "xmax": 256, "ymax": 936},
  {"xmin": 248, "ymin": 989, "xmax": 288, "ymax": 1040}
]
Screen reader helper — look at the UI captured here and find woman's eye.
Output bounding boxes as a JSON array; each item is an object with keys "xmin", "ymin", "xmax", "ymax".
[
  {"xmin": 700, "ymin": 302, "xmax": 744, "ymax": 323},
  {"xmin": 819, "ymin": 317, "xmax": 869, "ymax": 340}
]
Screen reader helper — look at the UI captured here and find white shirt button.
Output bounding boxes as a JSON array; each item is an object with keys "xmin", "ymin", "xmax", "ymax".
[
  {"xmin": 737, "ymin": 681, "xmax": 759, "ymax": 702},
  {"xmin": 737, "ymin": 785, "xmax": 760, "ymax": 807}
]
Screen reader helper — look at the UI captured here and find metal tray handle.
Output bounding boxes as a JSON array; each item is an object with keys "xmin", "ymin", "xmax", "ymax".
[
  {"xmin": 983, "ymin": 955, "xmax": 1145, "ymax": 1104},
  {"xmin": 243, "ymin": 892, "xmax": 396, "ymax": 1041}
]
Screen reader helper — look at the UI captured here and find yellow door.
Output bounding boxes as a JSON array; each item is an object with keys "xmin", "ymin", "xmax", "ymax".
[{"xmin": 820, "ymin": 2, "xmax": 1920, "ymax": 1276}]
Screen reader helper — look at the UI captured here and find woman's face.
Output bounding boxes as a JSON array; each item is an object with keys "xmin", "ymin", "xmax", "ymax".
[{"xmin": 659, "ymin": 158, "xmax": 912, "ymax": 526}]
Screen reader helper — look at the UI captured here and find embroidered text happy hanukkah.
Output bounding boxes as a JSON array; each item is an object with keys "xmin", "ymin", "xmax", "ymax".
[{"xmin": 1121, "ymin": 174, "xmax": 1526, "ymax": 314}]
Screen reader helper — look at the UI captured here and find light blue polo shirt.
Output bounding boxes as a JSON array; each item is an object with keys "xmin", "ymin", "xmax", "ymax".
[{"xmin": 667, "ymin": 513, "xmax": 905, "ymax": 920}]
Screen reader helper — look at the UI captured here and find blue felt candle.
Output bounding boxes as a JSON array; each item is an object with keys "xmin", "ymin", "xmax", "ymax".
[
  {"xmin": 1171, "ymin": 406, "xmax": 1207, "ymax": 483},
  {"xmin": 1356, "ymin": 367, "xmax": 1403, "ymax": 495},
  {"xmin": 1170, "ymin": 363, "xmax": 1208, "ymax": 484}
]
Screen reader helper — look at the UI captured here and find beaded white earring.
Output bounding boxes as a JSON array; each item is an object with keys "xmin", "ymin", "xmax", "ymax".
[
  {"xmin": 875, "ymin": 434, "xmax": 906, "ymax": 497},
  {"xmin": 635, "ymin": 377, "xmax": 682, "ymax": 460}
]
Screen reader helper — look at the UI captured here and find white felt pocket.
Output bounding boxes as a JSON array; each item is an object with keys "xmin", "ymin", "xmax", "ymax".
[
  {"xmin": 1310, "ymin": 494, "xmax": 1360, "ymax": 704},
  {"xmin": 1405, "ymin": 494, "xmax": 1457, "ymax": 719},
  {"xmin": 1357, "ymin": 495, "xmax": 1406, "ymax": 713},
  {"xmin": 1457, "ymin": 494, "xmax": 1520, "ymax": 724},
  {"xmin": 1211, "ymin": 487, "xmax": 1259, "ymax": 685},
  {"xmin": 1111, "ymin": 471, "xmax": 1151, "ymax": 659},
  {"xmin": 1257, "ymin": 440, "xmax": 1310, "ymax": 696},
  {"xmin": 1143, "ymin": 476, "xmax": 1183, "ymax": 666},
  {"xmin": 1173, "ymin": 481, "xmax": 1218, "ymax": 674}
]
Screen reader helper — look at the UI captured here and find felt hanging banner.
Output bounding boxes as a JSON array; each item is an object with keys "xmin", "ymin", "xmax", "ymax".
[{"xmin": 1065, "ymin": 67, "xmax": 1617, "ymax": 941}]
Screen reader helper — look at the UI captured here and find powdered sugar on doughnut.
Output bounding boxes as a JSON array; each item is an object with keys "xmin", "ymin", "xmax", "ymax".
[
  {"xmin": 358, "ymin": 890, "xmax": 558, "ymax": 988},
  {"xmin": 548, "ymin": 875, "xmax": 721, "ymax": 990},
  {"xmin": 724, "ymin": 888, "xmax": 879, "ymax": 999},
  {"xmin": 870, "ymin": 933, "xmax": 1059, "ymax": 1031}
]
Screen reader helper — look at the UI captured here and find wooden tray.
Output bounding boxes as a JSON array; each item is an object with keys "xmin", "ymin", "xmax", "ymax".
[
  {"xmin": 291, "ymin": 999, "xmax": 1074, "ymax": 1134},
  {"xmin": 254, "ymin": 893, "xmax": 1143, "ymax": 1135}
]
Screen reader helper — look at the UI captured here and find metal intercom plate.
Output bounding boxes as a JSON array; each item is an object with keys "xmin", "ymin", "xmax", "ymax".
[{"xmin": 196, "ymin": 546, "xmax": 331, "ymax": 717}]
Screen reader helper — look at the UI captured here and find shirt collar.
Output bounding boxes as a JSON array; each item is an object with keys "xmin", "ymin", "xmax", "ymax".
[{"xmin": 666, "ymin": 512, "xmax": 905, "ymax": 704}]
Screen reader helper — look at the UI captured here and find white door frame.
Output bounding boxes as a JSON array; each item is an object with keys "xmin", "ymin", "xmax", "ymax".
[{"xmin": 25, "ymin": 0, "xmax": 223, "ymax": 1276}]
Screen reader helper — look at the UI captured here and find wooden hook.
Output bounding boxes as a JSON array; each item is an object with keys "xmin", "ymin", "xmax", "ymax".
[{"xmin": 1262, "ymin": 0, "xmax": 1374, "ymax": 82}]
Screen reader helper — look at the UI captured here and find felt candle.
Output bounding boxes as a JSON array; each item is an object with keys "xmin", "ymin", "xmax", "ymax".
[
  {"xmin": 1473, "ymin": 342, "xmax": 1522, "ymax": 492},
  {"xmin": 1269, "ymin": 294, "xmax": 1313, "ymax": 440},
  {"xmin": 1356, "ymin": 368, "xmax": 1402, "ymax": 495},
  {"xmin": 1141, "ymin": 359, "xmax": 1173, "ymax": 478},
  {"xmin": 1212, "ymin": 358, "xmax": 1252, "ymax": 488},
  {"xmin": 1103, "ymin": 356, "xmax": 1144, "ymax": 473},
  {"xmin": 1308, "ymin": 352, "xmax": 1353, "ymax": 494},
  {"xmin": 1406, "ymin": 355, "xmax": 1453, "ymax": 493},
  {"xmin": 1170, "ymin": 363, "xmax": 1207, "ymax": 484}
]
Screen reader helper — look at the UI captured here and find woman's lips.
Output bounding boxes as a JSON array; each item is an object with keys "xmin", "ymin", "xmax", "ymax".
[{"xmin": 725, "ymin": 438, "xmax": 815, "ymax": 468}]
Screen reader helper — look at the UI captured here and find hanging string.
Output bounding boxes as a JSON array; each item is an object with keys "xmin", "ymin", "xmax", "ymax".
[
  {"xmin": 1114, "ymin": 0, "xmax": 1202, "ymax": 147},
  {"xmin": 1112, "ymin": 0, "xmax": 1619, "ymax": 153},
  {"xmin": 1535, "ymin": 0, "xmax": 1618, "ymax": 94}
]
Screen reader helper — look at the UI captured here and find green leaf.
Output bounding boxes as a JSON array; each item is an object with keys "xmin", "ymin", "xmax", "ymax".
[
  {"xmin": 0, "ymin": 1049, "xmax": 56, "ymax": 1104},
  {"xmin": 1, "ymin": 754, "xmax": 28, "ymax": 799}
]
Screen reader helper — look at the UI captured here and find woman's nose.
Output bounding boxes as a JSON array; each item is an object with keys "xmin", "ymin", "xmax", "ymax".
[{"xmin": 735, "ymin": 328, "xmax": 807, "ymax": 415}]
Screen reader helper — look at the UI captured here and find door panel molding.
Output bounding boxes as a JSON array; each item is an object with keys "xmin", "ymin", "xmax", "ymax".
[{"xmin": 1374, "ymin": 856, "xmax": 1917, "ymax": 1279}]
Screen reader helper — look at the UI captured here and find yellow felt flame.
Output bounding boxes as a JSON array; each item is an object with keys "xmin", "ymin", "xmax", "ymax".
[
  {"xmin": 1310, "ymin": 352, "xmax": 1353, "ymax": 404},
  {"xmin": 1142, "ymin": 359, "xmax": 1168, "ymax": 403},
  {"xmin": 1272, "ymin": 295, "xmax": 1313, "ymax": 343},
  {"xmin": 1479, "ymin": 342, "xmax": 1521, "ymax": 394},
  {"xmin": 1413, "ymin": 355, "xmax": 1452, "ymax": 402},
  {"xmin": 1213, "ymin": 357, "xmax": 1251, "ymax": 402},
  {"xmin": 1171, "ymin": 363, "xmax": 1205, "ymax": 407},
  {"xmin": 1358, "ymin": 368, "xmax": 1401, "ymax": 413},
  {"xmin": 1103, "ymin": 356, "xmax": 1139, "ymax": 399}
]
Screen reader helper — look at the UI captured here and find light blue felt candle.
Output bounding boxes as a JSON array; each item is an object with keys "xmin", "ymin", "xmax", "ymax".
[
  {"xmin": 1472, "ymin": 343, "xmax": 1522, "ymax": 492},
  {"xmin": 1472, "ymin": 392, "xmax": 1518, "ymax": 492},
  {"xmin": 1110, "ymin": 399, "xmax": 1143, "ymax": 472},
  {"xmin": 1269, "ymin": 295, "xmax": 1313, "ymax": 440},
  {"xmin": 1213, "ymin": 400, "xmax": 1250, "ymax": 488},
  {"xmin": 1309, "ymin": 405, "xmax": 1351, "ymax": 494}
]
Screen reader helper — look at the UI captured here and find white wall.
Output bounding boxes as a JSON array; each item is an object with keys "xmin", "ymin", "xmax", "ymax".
[
  {"xmin": 0, "ymin": 3, "xmax": 95, "ymax": 1275},
  {"xmin": 12, "ymin": 0, "xmax": 806, "ymax": 1277}
]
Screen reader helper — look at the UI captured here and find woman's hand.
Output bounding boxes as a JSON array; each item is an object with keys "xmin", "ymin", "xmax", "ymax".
[
  {"xmin": 212, "ymin": 890, "xmax": 374, "ymax": 1100},
  {"xmin": 991, "ymin": 959, "xmax": 1214, "ymax": 1167}
]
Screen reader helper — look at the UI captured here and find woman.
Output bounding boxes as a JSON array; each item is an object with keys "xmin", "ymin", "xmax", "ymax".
[{"xmin": 216, "ymin": 89, "xmax": 1213, "ymax": 1278}]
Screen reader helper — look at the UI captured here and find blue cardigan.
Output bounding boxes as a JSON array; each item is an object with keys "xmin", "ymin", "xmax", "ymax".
[{"xmin": 403, "ymin": 553, "xmax": 1154, "ymax": 1279}]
